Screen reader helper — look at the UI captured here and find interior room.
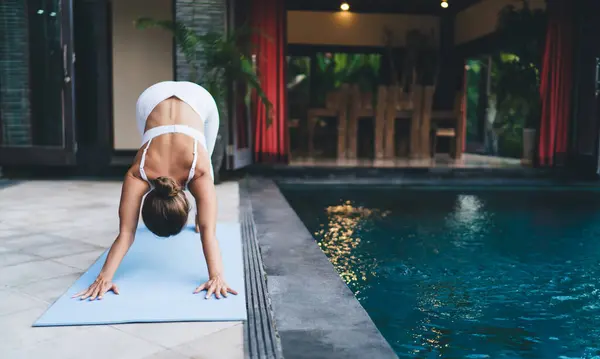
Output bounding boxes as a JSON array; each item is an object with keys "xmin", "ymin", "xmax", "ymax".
[{"xmin": 285, "ymin": 0, "xmax": 546, "ymax": 169}]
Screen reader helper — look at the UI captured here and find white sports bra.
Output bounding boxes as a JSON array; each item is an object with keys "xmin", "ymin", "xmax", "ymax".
[{"xmin": 139, "ymin": 125, "xmax": 207, "ymax": 189}]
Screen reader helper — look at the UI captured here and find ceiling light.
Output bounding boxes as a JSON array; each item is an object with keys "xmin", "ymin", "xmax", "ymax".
[
  {"xmin": 340, "ymin": 2, "xmax": 350, "ymax": 11},
  {"xmin": 441, "ymin": 0, "xmax": 449, "ymax": 8}
]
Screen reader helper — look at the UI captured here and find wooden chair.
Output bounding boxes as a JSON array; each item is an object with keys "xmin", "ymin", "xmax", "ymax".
[
  {"xmin": 347, "ymin": 85, "xmax": 387, "ymax": 159},
  {"xmin": 307, "ymin": 84, "xmax": 350, "ymax": 159},
  {"xmin": 430, "ymin": 128, "xmax": 457, "ymax": 158},
  {"xmin": 383, "ymin": 85, "xmax": 421, "ymax": 159},
  {"xmin": 429, "ymin": 92, "xmax": 465, "ymax": 158}
]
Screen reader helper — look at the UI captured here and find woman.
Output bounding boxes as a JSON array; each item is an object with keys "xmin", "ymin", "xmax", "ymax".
[{"xmin": 73, "ymin": 81, "xmax": 237, "ymax": 301}]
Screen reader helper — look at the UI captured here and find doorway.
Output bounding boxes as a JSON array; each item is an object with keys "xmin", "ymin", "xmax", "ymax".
[
  {"xmin": 464, "ymin": 54, "xmax": 526, "ymax": 162},
  {"xmin": 73, "ymin": 0, "xmax": 113, "ymax": 171},
  {"xmin": 0, "ymin": 0, "xmax": 76, "ymax": 165}
]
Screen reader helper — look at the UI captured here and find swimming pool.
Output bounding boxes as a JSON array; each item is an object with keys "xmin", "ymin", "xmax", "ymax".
[{"xmin": 280, "ymin": 184, "xmax": 600, "ymax": 359}]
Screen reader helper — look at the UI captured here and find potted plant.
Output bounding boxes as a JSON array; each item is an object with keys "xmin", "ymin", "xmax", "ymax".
[
  {"xmin": 135, "ymin": 18, "xmax": 272, "ymax": 182},
  {"xmin": 495, "ymin": 0, "xmax": 546, "ymax": 164}
]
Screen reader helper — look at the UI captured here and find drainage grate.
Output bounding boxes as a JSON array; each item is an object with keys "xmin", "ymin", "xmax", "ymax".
[{"xmin": 240, "ymin": 179, "xmax": 284, "ymax": 359}]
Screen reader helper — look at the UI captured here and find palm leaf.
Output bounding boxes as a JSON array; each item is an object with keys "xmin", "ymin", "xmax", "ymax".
[{"xmin": 237, "ymin": 56, "xmax": 273, "ymax": 125}]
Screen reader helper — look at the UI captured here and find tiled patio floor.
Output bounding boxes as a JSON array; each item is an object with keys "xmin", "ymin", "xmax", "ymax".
[{"xmin": 0, "ymin": 180, "xmax": 244, "ymax": 359}]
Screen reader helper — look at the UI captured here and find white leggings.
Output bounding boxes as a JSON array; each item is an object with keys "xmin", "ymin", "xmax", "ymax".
[{"xmin": 136, "ymin": 81, "xmax": 220, "ymax": 158}]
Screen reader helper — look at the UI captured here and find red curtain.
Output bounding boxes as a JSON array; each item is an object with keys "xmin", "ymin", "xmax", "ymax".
[
  {"xmin": 250, "ymin": 0, "xmax": 288, "ymax": 163},
  {"xmin": 538, "ymin": 0, "xmax": 574, "ymax": 166}
]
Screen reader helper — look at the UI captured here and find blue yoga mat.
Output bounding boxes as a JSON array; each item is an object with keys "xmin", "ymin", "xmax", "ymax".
[{"xmin": 33, "ymin": 222, "xmax": 246, "ymax": 327}]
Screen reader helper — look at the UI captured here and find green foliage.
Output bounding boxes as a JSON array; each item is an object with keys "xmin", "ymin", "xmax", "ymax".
[
  {"xmin": 465, "ymin": 59, "xmax": 482, "ymax": 142},
  {"xmin": 288, "ymin": 57, "xmax": 310, "ymax": 80},
  {"xmin": 496, "ymin": 1, "xmax": 546, "ymax": 71},
  {"xmin": 498, "ymin": 127, "xmax": 523, "ymax": 158},
  {"xmin": 309, "ymin": 53, "xmax": 381, "ymax": 106},
  {"xmin": 491, "ymin": 53, "xmax": 539, "ymax": 130},
  {"xmin": 332, "ymin": 53, "xmax": 381, "ymax": 90},
  {"xmin": 135, "ymin": 17, "xmax": 273, "ymax": 125},
  {"xmin": 287, "ymin": 57, "xmax": 310, "ymax": 100}
]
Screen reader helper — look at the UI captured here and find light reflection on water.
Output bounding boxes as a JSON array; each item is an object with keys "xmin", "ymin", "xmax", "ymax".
[{"xmin": 282, "ymin": 187, "xmax": 600, "ymax": 359}]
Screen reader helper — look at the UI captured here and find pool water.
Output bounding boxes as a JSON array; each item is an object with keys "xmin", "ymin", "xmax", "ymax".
[{"xmin": 280, "ymin": 185, "xmax": 600, "ymax": 359}]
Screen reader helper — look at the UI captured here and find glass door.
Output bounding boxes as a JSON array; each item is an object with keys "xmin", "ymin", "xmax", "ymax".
[{"xmin": 0, "ymin": 0, "xmax": 76, "ymax": 165}]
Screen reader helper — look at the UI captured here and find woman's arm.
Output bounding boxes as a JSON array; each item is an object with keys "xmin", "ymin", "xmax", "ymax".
[
  {"xmin": 190, "ymin": 172, "xmax": 220, "ymax": 276},
  {"xmin": 100, "ymin": 170, "xmax": 149, "ymax": 278},
  {"xmin": 73, "ymin": 170, "xmax": 148, "ymax": 300},
  {"xmin": 188, "ymin": 172, "xmax": 237, "ymax": 299}
]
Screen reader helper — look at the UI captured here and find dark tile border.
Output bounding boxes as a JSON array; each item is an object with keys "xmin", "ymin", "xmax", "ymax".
[
  {"xmin": 245, "ymin": 164, "xmax": 600, "ymax": 188},
  {"xmin": 240, "ymin": 181, "xmax": 284, "ymax": 359},
  {"xmin": 244, "ymin": 177, "xmax": 398, "ymax": 359},
  {"xmin": 275, "ymin": 177, "xmax": 600, "ymax": 188},
  {"xmin": 245, "ymin": 163, "xmax": 558, "ymax": 180}
]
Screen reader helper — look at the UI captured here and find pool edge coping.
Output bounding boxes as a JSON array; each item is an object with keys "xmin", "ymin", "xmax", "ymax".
[{"xmin": 244, "ymin": 176, "xmax": 398, "ymax": 359}]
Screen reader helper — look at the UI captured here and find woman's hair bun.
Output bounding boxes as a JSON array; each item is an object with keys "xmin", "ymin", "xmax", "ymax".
[{"xmin": 152, "ymin": 176, "xmax": 180, "ymax": 199}]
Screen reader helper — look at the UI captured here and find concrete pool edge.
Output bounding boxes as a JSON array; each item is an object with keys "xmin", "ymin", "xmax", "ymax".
[{"xmin": 244, "ymin": 177, "xmax": 398, "ymax": 359}]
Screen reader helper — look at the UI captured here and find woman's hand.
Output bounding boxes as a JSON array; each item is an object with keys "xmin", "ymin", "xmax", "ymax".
[
  {"xmin": 194, "ymin": 275, "xmax": 238, "ymax": 299},
  {"xmin": 72, "ymin": 275, "xmax": 120, "ymax": 301}
]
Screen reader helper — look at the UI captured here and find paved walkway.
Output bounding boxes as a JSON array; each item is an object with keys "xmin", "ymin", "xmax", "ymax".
[{"xmin": 0, "ymin": 180, "xmax": 244, "ymax": 359}]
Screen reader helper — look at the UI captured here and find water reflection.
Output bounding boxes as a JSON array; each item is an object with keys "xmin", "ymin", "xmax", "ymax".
[
  {"xmin": 316, "ymin": 200, "xmax": 388, "ymax": 285},
  {"xmin": 454, "ymin": 194, "xmax": 483, "ymax": 226}
]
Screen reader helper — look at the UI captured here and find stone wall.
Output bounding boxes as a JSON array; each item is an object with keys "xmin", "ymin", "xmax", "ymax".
[
  {"xmin": 174, "ymin": 0, "xmax": 227, "ymax": 82},
  {"xmin": 0, "ymin": 1, "xmax": 32, "ymax": 146},
  {"xmin": 174, "ymin": 0, "xmax": 229, "ymax": 174}
]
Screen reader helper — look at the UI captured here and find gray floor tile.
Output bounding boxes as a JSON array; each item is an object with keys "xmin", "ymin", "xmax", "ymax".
[
  {"xmin": 143, "ymin": 350, "xmax": 191, "ymax": 359},
  {"xmin": 55, "ymin": 226, "xmax": 118, "ymax": 242},
  {"xmin": 20, "ymin": 239, "xmax": 102, "ymax": 259},
  {"xmin": 3, "ymin": 326, "xmax": 163, "ymax": 359},
  {"xmin": 78, "ymin": 233, "xmax": 120, "ymax": 247},
  {"xmin": 0, "ymin": 260, "xmax": 80, "ymax": 287},
  {"xmin": 0, "ymin": 305, "xmax": 88, "ymax": 352},
  {"xmin": 172, "ymin": 324, "xmax": 244, "ymax": 359},
  {"xmin": 0, "ymin": 250, "xmax": 43, "ymax": 268},
  {"xmin": 53, "ymin": 250, "xmax": 105, "ymax": 270},
  {"xmin": 0, "ymin": 289, "xmax": 45, "ymax": 316},
  {"xmin": 113, "ymin": 321, "xmax": 240, "ymax": 349},
  {"xmin": 16, "ymin": 272, "xmax": 82, "ymax": 304},
  {"xmin": 0, "ymin": 234, "xmax": 63, "ymax": 251},
  {"xmin": 0, "ymin": 227, "xmax": 27, "ymax": 239}
]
